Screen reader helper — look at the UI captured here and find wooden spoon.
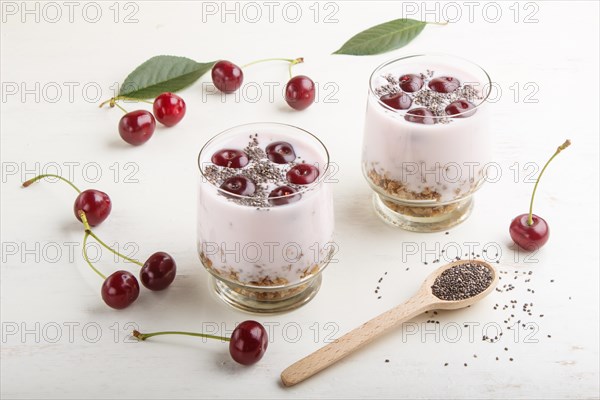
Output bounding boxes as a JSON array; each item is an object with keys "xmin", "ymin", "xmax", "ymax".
[{"xmin": 281, "ymin": 260, "xmax": 498, "ymax": 387}]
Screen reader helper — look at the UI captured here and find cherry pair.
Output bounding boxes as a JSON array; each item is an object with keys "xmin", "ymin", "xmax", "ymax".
[
  {"xmin": 101, "ymin": 92, "xmax": 186, "ymax": 146},
  {"xmin": 22, "ymin": 174, "xmax": 177, "ymax": 309},
  {"xmin": 211, "ymin": 58, "xmax": 315, "ymax": 111}
]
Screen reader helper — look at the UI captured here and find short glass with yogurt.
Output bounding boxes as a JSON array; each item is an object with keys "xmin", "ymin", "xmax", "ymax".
[
  {"xmin": 362, "ymin": 54, "xmax": 492, "ymax": 232},
  {"xmin": 197, "ymin": 122, "xmax": 335, "ymax": 313}
]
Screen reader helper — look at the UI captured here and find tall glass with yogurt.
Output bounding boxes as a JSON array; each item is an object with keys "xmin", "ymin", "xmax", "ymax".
[
  {"xmin": 197, "ymin": 122, "xmax": 335, "ymax": 313},
  {"xmin": 362, "ymin": 54, "xmax": 492, "ymax": 232}
]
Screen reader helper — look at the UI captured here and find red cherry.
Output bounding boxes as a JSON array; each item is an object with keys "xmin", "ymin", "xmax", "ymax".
[
  {"xmin": 211, "ymin": 149, "xmax": 249, "ymax": 168},
  {"xmin": 229, "ymin": 320, "xmax": 268, "ymax": 365},
  {"xmin": 220, "ymin": 176, "xmax": 256, "ymax": 196},
  {"xmin": 266, "ymin": 141, "xmax": 296, "ymax": 164},
  {"xmin": 380, "ymin": 92, "xmax": 412, "ymax": 110},
  {"xmin": 74, "ymin": 189, "xmax": 111, "ymax": 226},
  {"xmin": 101, "ymin": 271, "xmax": 140, "ymax": 309},
  {"xmin": 404, "ymin": 108, "xmax": 436, "ymax": 125},
  {"xmin": 445, "ymin": 99, "xmax": 477, "ymax": 118},
  {"xmin": 509, "ymin": 214, "xmax": 549, "ymax": 251},
  {"xmin": 153, "ymin": 93, "xmax": 186, "ymax": 127},
  {"xmin": 287, "ymin": 163, "xmax": 319, "ymax": 185},
  {"xmin": 285, "ymin": 75, "xmax": 315, "ymax": 110},
  {"xmin": 118, "ymin": 110, "xmax": 156, "ymax": 146},
  {"xmin": 140, "ymin": 252, "xmax": 177, "ymax": 291},
  {"xmin": 428, "ymin": 76, "xmax": 460, "ymax": 93},
  {"xmin": 399, "ymin": 74, "xmax": 424, "ymax": 92},
  {"xmin": 268, "ymin": 186, "xmax": 301, "ymax": 206},
  {"xmin": 211, "ymin": 60, "xmax": 244, "ymax": 94}
]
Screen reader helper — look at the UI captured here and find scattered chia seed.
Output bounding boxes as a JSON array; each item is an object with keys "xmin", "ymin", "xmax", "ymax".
[
  {"xmin": 444, "ymin": 363, "xmax": 448, "ymax": 366},
  {"xmin": 385, "ymin": 359, "xmax": 389, "ymax": 363},
  {"xmin": 431, "ymin": 262, "xmax": 493, "ymax": 301}
]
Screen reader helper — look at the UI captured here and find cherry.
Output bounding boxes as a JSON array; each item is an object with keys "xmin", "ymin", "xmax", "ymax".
[
  {"xmin": 118, "ymin": 110, "xmax": 156, "ymax": 146},
  {"xmin": 268, "ymin": 186, "xmax": 301, "ymax": 206},
  {"xmin": 101, "ymin": 270, "xmax": 140, "ymax": 310},
  {"xmin": 140, "ymin": 252, "xmax": 177, "ymax": 291},
  {"xmin": 287, "ymin": 163, "xmax": 319, "ymax": 185},
  {"xmin": 211, "ymin": 60, "xmax": 244, "ymax": 94},
  {"xmin": 509, "ymin": 140, "xmax": 571, "ymax": 251},
  {"xmin": 428, "ymin": 76, "xmax": 460, "ymax": 93},
  {"xmin": 132, "ymin": 320, "xmax": 268, "ymax": 366},
  {"xmin": 266, "ymin": 141, "xmax": 296, "ymax": 164},
  {"xmin": 285, "ymin": 75, "xmax": 315, "ymax": 110},
  {"xmin": 153, "ymin": 92, "xmax": 186, "ymax": 127},
  {"xmin": 399, "ymin": 74, "xmax": 423, "ymax": 92},
  {"xmin": 510, "ymin": 214, "xmax": 549, "ymax": 251},
  {"xmin": 229, "ymin": 320, "xmax": 268, "ymax": 365},
  {"xmin": 220, "ymin": 176, "xmax": 256, "ymax": 196},
  {"xmin": 445, "ymin": 99, "xmax": 476, "ymax": 118},
  {"xmin": 211, "ymin": 149, "xmax": 249, "ymax": 168},
  {"xmin": 74, "ymin": 189, "xmax": 112, "ymax": 227},
  {"xmin": 404, "ymin": 108, "xmax": 436, "ymax": 125},
  {"xmin": 380, "ymin": 92, "xmax": 412, "ymax": 110}
]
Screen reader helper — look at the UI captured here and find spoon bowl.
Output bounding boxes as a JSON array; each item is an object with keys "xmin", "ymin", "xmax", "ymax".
[
  {"xmin": 281, "ymin": 259, "xmax": 498, "ymax": 387},
  {"xmin": 420, "ymin": 259, "xmax": 498, "ymax": 310}
]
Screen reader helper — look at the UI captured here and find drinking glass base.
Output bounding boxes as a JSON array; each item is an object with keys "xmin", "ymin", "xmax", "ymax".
[
  {"xmin": 211, "ymin": 274, "xmax": 322, "ymax": 314},
  {"xmin": 372, "ymin": 193, "xmax": 474, "ymax": 232}
]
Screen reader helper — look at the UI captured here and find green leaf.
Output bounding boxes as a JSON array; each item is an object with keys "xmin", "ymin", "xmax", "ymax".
[
  {"xmin": 333, "ymin": 19, "xmax": 429, "ymax": 56},
  {"xmin": 118, "ymin": 56, "xmax": 215, "ymax": 99}
]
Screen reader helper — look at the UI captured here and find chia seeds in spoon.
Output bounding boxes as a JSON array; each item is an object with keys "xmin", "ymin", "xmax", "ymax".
[{"xmin": 431, "ymin": 261, "xmax": 493, "ymax": 301}]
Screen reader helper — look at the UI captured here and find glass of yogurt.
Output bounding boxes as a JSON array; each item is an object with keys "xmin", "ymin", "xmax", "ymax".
[
  {"xmin": 197, "ymin": 122, "xmax": 335, "ymax": 313},
  {"xmin": 362, "ymin": 54, "xmax": 492, "ymax": 232}
]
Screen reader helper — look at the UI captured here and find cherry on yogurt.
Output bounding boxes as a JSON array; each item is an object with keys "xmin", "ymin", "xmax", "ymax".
[
  {"xmin": 220, "ymin": 175, "xmax": 256, "ymax": 197},
  {"xmin": 268, "ymin": 186, "xmax": 301, "ymax": 206},
  {"xmin": 404, "ymin": 108, "xmax": 436, "ymax": 125},
  {"xmin": 399, "ymin": 74, "xmax": 423, "ymax": 92},
  {"xmin": 428, "ymin": 76, "xmax": 460, "ymax": 93},
  {"xmin": 266, "ymin": 141, "xmax": 296, "ymax": 164},
  {"xmin": 211, "ymin": 149, "xmax": 249, "ymax": 168},
  {"xmin": 380, "ymin": 92, "xmax": 412, "ymax": 110},
  {"xmin": 445, "ymin": 100, "xmax": 477, "ymax": 118},
  {"xmin": 287, "ymin": 164, "xmax": 319, "ymax": 185}
]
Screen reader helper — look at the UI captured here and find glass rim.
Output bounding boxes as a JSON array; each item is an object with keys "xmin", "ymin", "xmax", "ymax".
[
  {"xmin": 368, "ymin": 53, "xmax": 492, "ymax": 119},
  {"xmin": 197, "ymin": 122, "xmax": 331, "ymax": 202}
]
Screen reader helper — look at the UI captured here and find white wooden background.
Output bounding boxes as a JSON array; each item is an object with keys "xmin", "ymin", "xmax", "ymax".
[{"xmin": 1, "ymin": 1, "xmax": 598, "ymax": 398}]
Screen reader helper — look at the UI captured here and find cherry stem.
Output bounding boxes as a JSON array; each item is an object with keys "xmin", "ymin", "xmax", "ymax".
[
  {"xmin": 22, "ymin": 174, "xmax": 81, "ymax": 193},
  {"xmin": 242, "ymin": 57, "xmax": 303, "ymax": 69},
  {"xmin": 527, "ymin": 139, "xmax": 571, "ymax": 226},
  {"xmin": 132, "ymin": 330, "xmax": 230, "ymax": 342},
  {"xmin": 99, "ymin": 96, "xmax": 153, "ymax": 109},
  {"xmin": 427, "ymin": 20, "xmax": 449, "ymax": 26},
  {"xmin": 78, "ymin": 210, "xmax": 144, "ymax": 267},
  {"xmin": 83, "ymin": 231, "xmax": 107, "ymax": 280},
  {"xmin": 113, "ymin": 102, "xmax": 128, "ymax": 114}
]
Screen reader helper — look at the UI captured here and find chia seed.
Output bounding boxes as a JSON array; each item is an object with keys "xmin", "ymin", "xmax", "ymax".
[
  {"xmin": 202, "ymin": 134, "xmax": 309, "ymax": 208},
  {"xmin": 375, "ymin": 71, "xmax": 482, "ymax": 124},
  {"xmin": 431, "ymin": 262, "xmax": 494, "ymax": 301}
]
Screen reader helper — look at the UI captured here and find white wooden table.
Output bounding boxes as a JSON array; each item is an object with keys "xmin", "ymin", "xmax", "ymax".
[{"xmin": 1, "ymin": 1, "xmax": 598, "ymax": 398}]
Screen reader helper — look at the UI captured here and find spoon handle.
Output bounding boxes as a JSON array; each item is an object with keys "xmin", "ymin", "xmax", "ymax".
[{"xmin": 281, "ymin": 295, "xmax": 433, "ymax": 386}]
